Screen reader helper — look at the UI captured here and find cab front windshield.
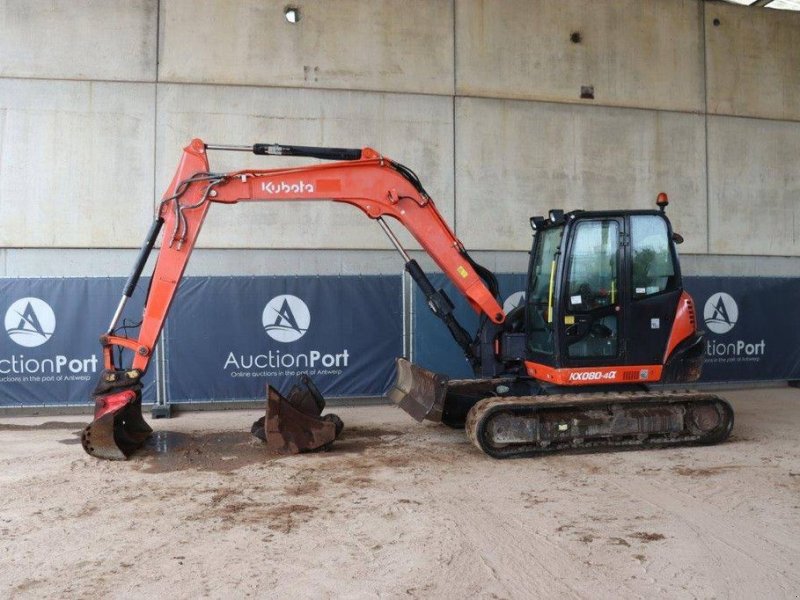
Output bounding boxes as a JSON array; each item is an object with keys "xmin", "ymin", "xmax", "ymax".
[{"xmin": 526, "ymin": 225, "xmax": 563, "ymax": 355}]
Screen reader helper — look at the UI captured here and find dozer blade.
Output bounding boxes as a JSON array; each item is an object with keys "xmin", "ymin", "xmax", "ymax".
[
  {"xmin": 388, "ymin": 358, "xmax": 449, "ymax": 422},
  {"xmin": 251, "ymin": 381, "xmax": 343, "ymax": 453},
  {"xmin": 81, "ymin": 370, "xmax": 152, "ymax": 460}
]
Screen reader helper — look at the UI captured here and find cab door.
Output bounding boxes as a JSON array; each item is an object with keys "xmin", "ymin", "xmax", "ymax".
[
  {"xmin": 559, "ymin": 217, "xmax": 624, "ymax": 367},
  {"xmin": 624, "ymin": 214, "xmax": 682, "ymax": 365},
  {"xmin": 524, "ymin": 223, "xmax": 564, "ymax": 367}
]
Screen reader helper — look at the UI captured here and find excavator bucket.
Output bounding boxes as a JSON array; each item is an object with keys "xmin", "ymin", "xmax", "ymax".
[
  {"xmin": 388, "ymin": 358, "xmax": 449, "ymax": 423},
  {"xmin": 251, "ymin": 375, "xmax": 343, "ymax": 453},
  {"xmin": 81, "ymin": 370, "xmax": 152, "ymax": 460}
]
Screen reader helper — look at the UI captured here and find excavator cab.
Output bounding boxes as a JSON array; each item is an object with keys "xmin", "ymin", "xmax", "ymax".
[
  {"xmin": 396, "ymin": 199, "xmax": 733, "ymax": 457},
  {"xmin": 523, "ymin": 208, "xmax": 703, "ymax": 385}
]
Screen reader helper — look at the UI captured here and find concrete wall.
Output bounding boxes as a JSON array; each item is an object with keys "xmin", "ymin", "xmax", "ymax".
[
  {"xmin": 1, "ymin": 0, "xmax": 799, "ymax": 277},
  {"xmin": 159, "ymin": 0, "xmax": 454, "ymax": 95},
  {"xmin": 0, "ymin": 0, "xmax": 157, "ymax": 81},
  {"xmin": 705, "ymin": 2, "xmax": 800, "ymax": 122},
  {"xmin": 455, "ymin": 98, "xmax": 708, "ymax": 253},
  {"xmin": 456, "ymin": 0, "xmax": 705, "ymax": 112},
  {"xmin": 0, "ymin": 79, "xmax": 155, "ymax": 248}
]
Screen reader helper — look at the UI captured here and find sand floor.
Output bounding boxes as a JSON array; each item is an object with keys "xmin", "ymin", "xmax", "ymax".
[{"xmin": 1, "ymin": 387, "xmax": 799, "ymax": 599}]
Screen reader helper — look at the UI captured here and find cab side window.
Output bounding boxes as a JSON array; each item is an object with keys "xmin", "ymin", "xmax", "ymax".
[
  {"xmin": 630, "ymin": 215, "xmax": 676, "ymax": 298},
  {"xmin": 564, "ymin": 220, "xmax": 619, "ymax": 359},
  {"xmin": 566, "ymin": 220, "xmax": 619, "ymax": 311},
  {"xmin": 526, "ymin": 226, "xmax": 564, "ymax": 355}
]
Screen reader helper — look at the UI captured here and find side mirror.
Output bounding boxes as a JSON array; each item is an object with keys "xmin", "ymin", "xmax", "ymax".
[{"xmin": 672, "ymin": 232, "xmax": 684, "ymax": 245}]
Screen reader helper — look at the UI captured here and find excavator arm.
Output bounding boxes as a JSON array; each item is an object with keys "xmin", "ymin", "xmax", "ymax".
[
  {"xmin": 103, "ymin": 139, "xmax": 503, "ymax": 374},
  {"xmin": 82, "ymin": 138, "xmax": 504, "ymax": 459}
]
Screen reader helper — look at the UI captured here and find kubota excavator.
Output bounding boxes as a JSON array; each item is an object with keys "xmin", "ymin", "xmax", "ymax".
[{"xmin": 81, "ymin": 139, "xmax": 733, "ymax": 460}]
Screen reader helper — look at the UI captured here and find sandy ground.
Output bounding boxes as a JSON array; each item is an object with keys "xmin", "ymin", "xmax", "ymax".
[{"xmin": 1, "ymin": 388, "xmax": 800, "ymax": 599}]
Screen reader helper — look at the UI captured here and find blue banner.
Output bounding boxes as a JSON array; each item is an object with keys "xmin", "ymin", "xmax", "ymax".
[
  {"xmin": 411, "ymin": 273, "xmax": 800, "ymax": 384},
  {"xmin": 164, "ymin": 276, "xmax": 402, "ymax": 402},
  {"xmin": 684, "ymin": 277, "xmax": 800, "ymax": 383},
  {"xmin": 1, "ymin": 273, "xmax": 797, "ymax": 408},
  {"xmin": 0, "ymin": 278, "xmax": 155, "ymax": 406}
]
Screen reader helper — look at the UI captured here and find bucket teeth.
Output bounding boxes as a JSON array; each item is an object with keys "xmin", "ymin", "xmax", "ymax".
[
  {"xmin": 252, "ymin": 375, "xmax": 343, "ymax": 453},
  {"xmin": 388, "ymin": 358, "xmax": 449, "ymax": 422}
]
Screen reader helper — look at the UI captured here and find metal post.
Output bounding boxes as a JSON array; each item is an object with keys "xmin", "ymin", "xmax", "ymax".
[{"xmin": 151, "ymin": 331, "xmax": 171, "ymax": 418}]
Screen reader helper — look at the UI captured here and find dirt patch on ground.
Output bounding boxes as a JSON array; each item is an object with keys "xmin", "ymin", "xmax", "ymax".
[
  {"xmin": 609, "ymin": 537, "xmax": 630, "ymax": 547},
  {"xmin": 672, "ymin": 465, "xmax": 742, "ymax": 477},
  {"xmin": 137, "ymin": 430, "xmax": 281, "ymax": 474},
  {"xmin": 263, "ymin": 504, "xmax": 317, "ymax": 533},
  {"xmin": 341, "ymin": 426, "xmax": 405, "ymax": 439},
  {"xmin": 0, "ymin": 421, "xmax": 84, "ymax": 431},
  {"xmin": 631, "ymin": 532, "xmax": 666, "ymax": 542},
  {"xmin": 134, "ymin": 423, "xmax": 414, "ymax": 475},
  {"xmin": 285, "ymin": 481, "xmax": 322, "ymax": 496}
]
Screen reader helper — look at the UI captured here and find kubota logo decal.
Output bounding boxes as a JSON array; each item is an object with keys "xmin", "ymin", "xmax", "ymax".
[
  {"xmin": 261, "ymin": 181, "xmax": 315, "ymax": 195},
  {"xmin": 262, "ymin": 295, "xmax": 310, "ymax": 343},
  {"xmin": 5, "ymin": 298, "xmax": 55, "ymax": 348},
  {"xmin": 703, "ymin": 292, "xmax": 738, "ymax": 334}
]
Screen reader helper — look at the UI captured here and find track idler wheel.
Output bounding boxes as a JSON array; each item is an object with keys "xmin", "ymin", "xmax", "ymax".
[
  {"xmin": 81, "ymin": 369, "xmax": 152, "ymax": 460},
  {"xmin": 251, "ymin": 375, "xmax": 343, "ymax": 453}
]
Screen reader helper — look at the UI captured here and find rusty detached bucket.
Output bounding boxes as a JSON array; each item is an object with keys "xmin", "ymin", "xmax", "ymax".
[{"xmin": 251, "ymin": 374, "xmax": 343, "ymax": 453}]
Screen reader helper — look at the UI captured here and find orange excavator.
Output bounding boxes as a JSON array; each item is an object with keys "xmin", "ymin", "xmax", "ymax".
[{"xmin": 81, "ymin": 139, "xmax": 733, "ymax": 460}]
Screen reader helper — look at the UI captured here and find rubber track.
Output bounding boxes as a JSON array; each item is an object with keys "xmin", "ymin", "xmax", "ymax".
[{"xmin": 465, "ymin": 390, "xmax": 734, "ymax": 459}]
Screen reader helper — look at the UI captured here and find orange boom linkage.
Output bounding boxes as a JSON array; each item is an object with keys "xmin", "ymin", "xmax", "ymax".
[{"xmin": 81, "ymin": 139, "xmax": 504, "ymax": 459}]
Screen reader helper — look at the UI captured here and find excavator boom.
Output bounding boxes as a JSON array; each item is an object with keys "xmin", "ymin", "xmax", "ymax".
[
  {"xmin": 83, "ymin": 139, "xmax": 504, "ymax": 459},
  {"xmin": 102, "ymin": 139, "xmax": 502, "ymax": 375}
]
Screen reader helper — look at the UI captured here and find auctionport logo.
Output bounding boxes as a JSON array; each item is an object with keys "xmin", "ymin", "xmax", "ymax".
[
  {"xmin": 4, "ymin": 298, "xmax": 55, "ymax": 348},
  {"xmin": 503, "ymin": 291, "xmax": 525, "ymax": 314},
  {"xmin": 703, "ymin": 292, "xmax": 738, "ymax": 335},
  {"xmin": 225, "ymin": 293, "xmax": 349, "ymax": 375},
  {"xmin": 262, "ymin": 295, "xmax": 310, "ymax": 343}
]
